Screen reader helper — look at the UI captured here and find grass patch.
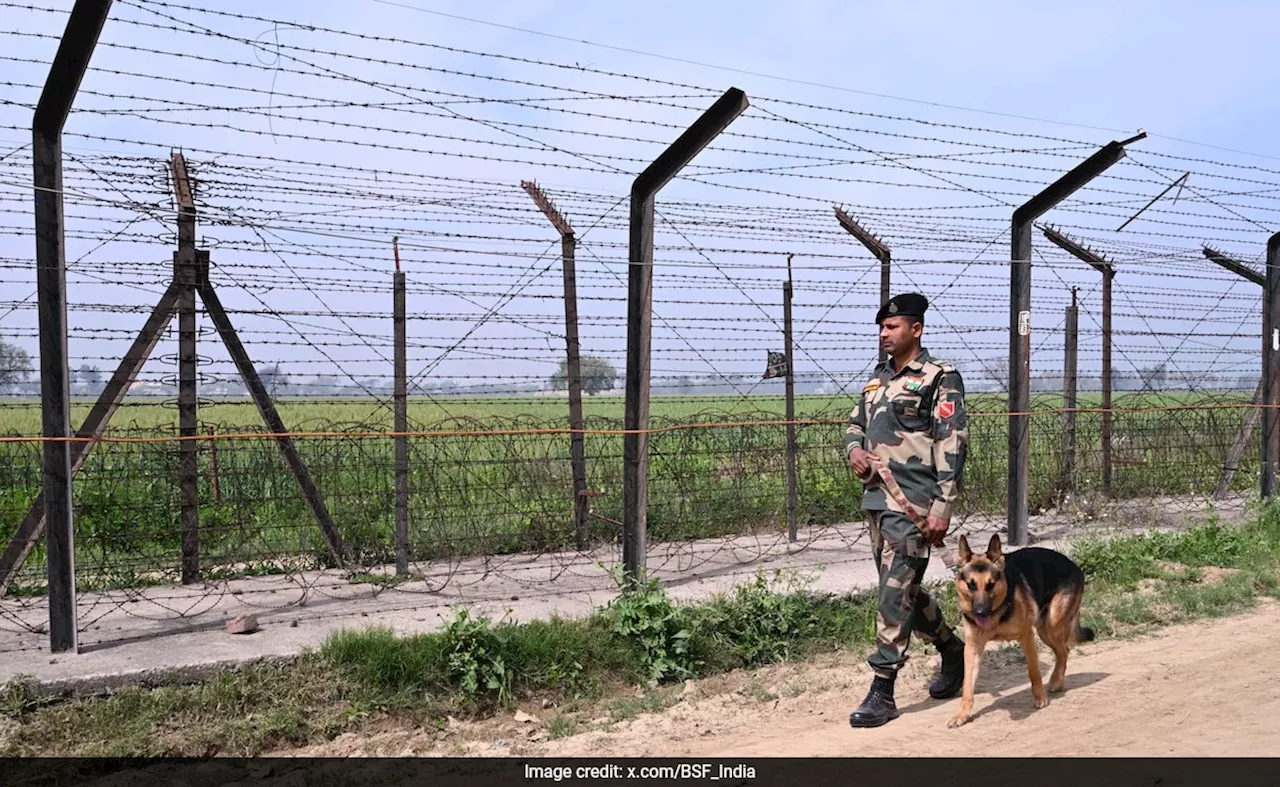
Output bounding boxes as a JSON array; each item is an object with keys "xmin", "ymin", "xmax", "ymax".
[
  {"xmin": 320, "ymin": 609, "xmax": 615, "ymax": 714},
  {"xmin": 0, "ymin": 659, "xmax": 351, "ymax": 757},
  {"xmin": 606, "ymin": 689, "xmax": 676, "ymax": 724},
  {"xmin": 6, "ymin": 503, "xmax": 1280, "ymax": 756},
  {"xmin": 316, "ymin": 567, "xmax": 881, "ymax": 717},
  {"xmin": 1067, "ymin": 499, "xmax": 1280, "ymax": 638},
  {"xmin": 546, "ymin": 713, "xmax": 578, "ymax": 740}
]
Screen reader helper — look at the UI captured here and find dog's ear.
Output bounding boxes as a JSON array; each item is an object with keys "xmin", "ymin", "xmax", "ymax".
[
  {"xmin": 956, "ymin": 535, "xmax": 972, "ymax": 564},
  {"xmin": 986, "ymin": 533, "xmax": 1003, "ymax": 561}
]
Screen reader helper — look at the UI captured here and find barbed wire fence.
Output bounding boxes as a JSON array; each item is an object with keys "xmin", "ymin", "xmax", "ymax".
[{"xmin": 1, "ymin": 0, "xmax": 1277, "ymax": 654}]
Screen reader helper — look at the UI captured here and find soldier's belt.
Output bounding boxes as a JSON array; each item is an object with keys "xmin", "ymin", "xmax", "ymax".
[{"xmin": 865, "ymin": 456, "xmax": 957, "ymax": 572}]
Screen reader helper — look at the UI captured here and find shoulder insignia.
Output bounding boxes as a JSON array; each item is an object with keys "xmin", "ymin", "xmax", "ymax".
[{"xmin": 863, "ymin": 379, "xmax": 880, "ymax": 393}]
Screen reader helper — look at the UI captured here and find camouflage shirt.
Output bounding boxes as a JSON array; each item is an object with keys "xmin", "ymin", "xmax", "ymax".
[{"xmin": 844, "ymin": 347, "xmax": 968, "ymax": 522}]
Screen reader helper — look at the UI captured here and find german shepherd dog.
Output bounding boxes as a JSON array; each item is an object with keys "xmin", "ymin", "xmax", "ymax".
[{"xmin": 947, "ymin": 534, "xmax": 1094, "ymax": 728}]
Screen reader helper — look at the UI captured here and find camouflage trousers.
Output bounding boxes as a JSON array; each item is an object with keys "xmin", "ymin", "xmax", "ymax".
[{"xmin": 865, "ymin": 509, "xmax": 957, "ymax": 680}]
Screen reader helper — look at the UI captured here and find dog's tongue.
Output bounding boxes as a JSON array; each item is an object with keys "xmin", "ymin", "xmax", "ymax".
[{"xmin": 974, "ymin": 614, "xmax": 992, "ymax": 629}]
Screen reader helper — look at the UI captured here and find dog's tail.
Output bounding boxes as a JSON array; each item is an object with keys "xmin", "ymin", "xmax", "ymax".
[{"xmin": 1064, "ymin": 579, "xmax": 1094, "ymax": 644}]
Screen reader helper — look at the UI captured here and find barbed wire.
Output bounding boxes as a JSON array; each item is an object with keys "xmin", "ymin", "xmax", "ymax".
[{"xmin": 1, "ymin": 0, "xmax": 1277, "ymax": 649}]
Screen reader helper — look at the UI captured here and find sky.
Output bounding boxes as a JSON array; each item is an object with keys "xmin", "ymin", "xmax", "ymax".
[{"xmin": 2, "ymin": 0, "xmax": 1278, "ymax": 423}]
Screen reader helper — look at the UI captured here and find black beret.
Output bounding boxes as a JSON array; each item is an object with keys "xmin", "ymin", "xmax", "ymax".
[{"xmin": 875, "ymin": 293, "xmax": 928, "ymax": 325}]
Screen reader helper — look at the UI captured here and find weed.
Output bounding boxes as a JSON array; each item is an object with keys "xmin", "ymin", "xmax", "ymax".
[
  {"xmin": 605, "ymin": 568, "xmax": 703, "ymax": 684},
  {"xmin": 546, "ymin": 713, "xmax": 577, "ymax": 740},
  {"xmin": 749, "ymin": 680, "xmax": 778, "ymax": 703},
  {"xmin": 442, "ymin": 609, "xmax": 512, "ymax": 708},
  {"xmin": 1, "ymin": 676, "xmax": 39, "ymax": 717},
  {"xmin": 607, "ymin": 688, "xmax": 672, "ymax": 723},
  {"xmin": 700, "ymin": 570, "xmax": 821, "ymax": 668}
]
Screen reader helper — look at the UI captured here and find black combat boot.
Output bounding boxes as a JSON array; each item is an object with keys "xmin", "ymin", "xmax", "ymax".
[
  {"xmin": 928, "ymin": 637, "xmax": 965, "ymax": 700},
  {"xmin": 848, "ymin": 674, "xmax": 899, "ymax": 728}
]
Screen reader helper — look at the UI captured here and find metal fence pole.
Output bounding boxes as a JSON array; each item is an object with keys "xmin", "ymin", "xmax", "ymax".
[
  {"xmin": 833, "ymin": 208, "xmax": 891, "ymax": 366},
  {"xmin": 1265, "ymin": 233, "xmax": 1280, "ymax": 499},
  {"xmin": 1042, "ymin": 226, "xmax": 1118, "ymax": 499},
  {"xmin": 1203, "ymin": 246, "xmax": 1269, "ymax": 499},
  {"xmin": 1062, "ymin": 288, "xmax": 1078, "ymax": 498},
  {"xmin": 1008, "ymin": 132, "xmax": 1144, "ymax": 546},
  {"xmin": 1101, "ymin": 265, "xmax": 1113, "ymax": 497},
  {"xmin": 32, "ymin": 0, "xmax": 115, "ymax": 652},
  {"xmin": 783, "ymin": 254, "xmax": 797, "ymax": 543},
  {"xmin": 393, "ymin": 238, "xmax": 409, "ymax": 574},
  {"xmin": 171, "ymin": 153, "xmax": 201, "ymax": 585},
  {"xmin": 520, "ymin": 181, "xmax": 590, "ymax": 549},
  {"xmin": 623, "ymin": 88, "xmax": 749, "ymax": 586}
]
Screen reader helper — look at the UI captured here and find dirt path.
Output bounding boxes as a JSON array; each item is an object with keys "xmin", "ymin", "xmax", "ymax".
[{"xmin": 283, "ymin": 598, "xmax": 1280, "ymax": 758}]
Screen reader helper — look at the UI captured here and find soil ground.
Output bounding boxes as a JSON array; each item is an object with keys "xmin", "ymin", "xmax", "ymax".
[{"xmin": 279, "ymin": 597, "xmax": 1280, "ymax": 758}]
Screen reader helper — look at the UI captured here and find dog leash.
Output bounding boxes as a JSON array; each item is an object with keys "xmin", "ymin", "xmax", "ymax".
[{"xmin": 860, "ymin": 456, "xmax": 958, "ymax": 573}]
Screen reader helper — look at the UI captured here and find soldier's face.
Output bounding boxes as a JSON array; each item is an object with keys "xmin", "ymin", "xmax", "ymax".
[{"xmin": 879, "ymin": 316, "xmax": 921, "ymax": 356}]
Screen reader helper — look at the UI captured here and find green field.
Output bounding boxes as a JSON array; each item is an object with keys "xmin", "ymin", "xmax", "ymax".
[
  {"xmin": 0, "ymin": 393, "xmax": 850, "ymax": 434},
  {"xmin": 0, "ymin": 390, "xmax": 1260, "ymax": 594}
]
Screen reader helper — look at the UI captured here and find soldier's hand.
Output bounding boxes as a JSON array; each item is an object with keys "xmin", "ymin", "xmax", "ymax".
[
  {"xmin": 923, "ymin": 515, "xmax": 949, "ymax": 546},
  {"xmin": 849, "ymin": 446, "xmax": 873, "ymax": 479}
]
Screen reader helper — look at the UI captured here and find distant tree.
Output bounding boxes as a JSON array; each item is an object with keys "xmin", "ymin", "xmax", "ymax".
[
  {"xmin": 987, "ymin": 356, "xmax": 1010, "ymax": 387},
  {"xmin": 309, "ymin": 374, "xmax": 343, "ymax": 396},
  {"xmin": 79, "ymin": 364, "xmax": 102, "ymax": 385},
  {"xmin": 550, "ymin": 363, "xmax": 568, "ymax": 392},
  {"xmin": 214, "ymin": 376, "xmax": 247, "ymax": 397},
  {"xmin": 1139, "ymin": 363, "xmax": 1169, "ymax": 390},
  {"xmin": 0, "ymin": 337, "xmax": 31, "ymax": 394},
  {"xmin": 550, "ymin": 354, "xmax": 617, "ymax": 395},
  {"xmin": 258, "ymin": 363, "xmax": 289, "ymax": 396}
]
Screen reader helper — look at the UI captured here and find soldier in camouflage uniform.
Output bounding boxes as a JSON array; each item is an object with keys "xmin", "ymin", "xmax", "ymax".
[{"xmin": 845, "ymin": 292, "xmax": 969, "ymax": 728}]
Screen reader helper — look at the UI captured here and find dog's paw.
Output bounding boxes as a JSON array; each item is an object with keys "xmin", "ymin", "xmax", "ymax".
[
  {"xmin": 947, "ymin": 712, "xmax": 971, "ymax": 728},
  {"xmin": 1033, "ymin": 693, "xmax": 1050, "ymax": 709},
  {"xmin": 1048, "ymin": 680, "xmax": 1065, "ymax": 694}
]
